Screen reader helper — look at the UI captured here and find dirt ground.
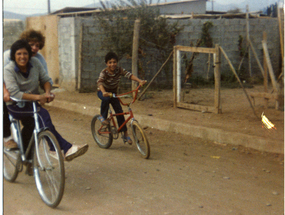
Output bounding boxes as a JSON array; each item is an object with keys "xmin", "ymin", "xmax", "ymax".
[
  {"xmin": 54, "ymin": 84, "xmax": 284, "ymax": 142},
  {"xmin": 3, "ymin": 105, "xmax": 284, "ymax": 214}
]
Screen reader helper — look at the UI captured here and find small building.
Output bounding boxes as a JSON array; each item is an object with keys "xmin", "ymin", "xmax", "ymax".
[{"xmin": 151, "ymin": 0, "xmax": 208, "ymax": 15}]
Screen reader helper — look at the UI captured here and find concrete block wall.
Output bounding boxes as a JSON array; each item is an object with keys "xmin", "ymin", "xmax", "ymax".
[
  {"xmin": 58, "ymin": 16, "xmax": 281, "ymax": 92},
  {"xmin": 173, "ymin": 18, "xmax": 280, "ymax": 80},
  {"xmin": 79, "ymin": 19, "xmax": 108, "ymax": 92},
  {"xmin": 58, "ymin": 17, "xmax": 81, "ymax": 91}
]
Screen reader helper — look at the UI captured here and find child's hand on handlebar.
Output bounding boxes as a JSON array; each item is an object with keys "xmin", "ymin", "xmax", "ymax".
[
  {"xmin": 103, "ymin": 92, "xmax": 112, "ymax": 97},
  {"xmin": 139, "ymin": 80, "xmax": 147, "ymax": 86}
]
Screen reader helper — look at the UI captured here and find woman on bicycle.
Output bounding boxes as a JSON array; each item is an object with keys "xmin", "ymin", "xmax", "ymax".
[
  {"xmin": 3, "ymin": 29, "xmax": 52, "ymax": 150},
  {"xmin": 97, "ymin": 51, "xmax": 146, "ymax": 144},
  {"xmin": 4, "ymin": 39, "xmax": 88, "ymax": 164}
]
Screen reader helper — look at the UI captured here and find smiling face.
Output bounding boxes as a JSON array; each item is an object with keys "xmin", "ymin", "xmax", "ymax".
[
  {"xmin": 15, "ymin": 48, "xmax": 29, "ymax": 70},
  {"xmin": 106, "ymin": 58, "xmax": 118, "ymax": 73},
  {"xmin": 28, "ymin": 41, "xmax": 40, "ymax": 57}
]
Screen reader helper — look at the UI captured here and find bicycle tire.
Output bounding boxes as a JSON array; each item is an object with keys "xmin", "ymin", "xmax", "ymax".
[
  {"xmin": 131, "ymin": 121, "xmax": 150, "ymax": 159},
  {"xmin": 3, "ymin": 149, "xmax": 20, "ymax": 182},
  {"xmin": 33, "ymin": 130, "xmax": 65, "ymax": 208},
  {"xmin": 91, "ymin": 114, "xmax": 113, "ymax": 149}
]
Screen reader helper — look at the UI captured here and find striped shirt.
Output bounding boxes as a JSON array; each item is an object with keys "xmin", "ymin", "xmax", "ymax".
[{"xmin": 97, "ymin": 67, "xmax": 132, "ymax": 93}]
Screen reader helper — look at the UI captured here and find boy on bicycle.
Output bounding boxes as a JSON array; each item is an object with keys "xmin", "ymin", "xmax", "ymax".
[{"xmin": 97, "ymin": 52, "xmax": 146, "ymax": 145}]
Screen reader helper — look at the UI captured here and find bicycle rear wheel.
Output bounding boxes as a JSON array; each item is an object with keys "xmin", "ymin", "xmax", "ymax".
[
  {"xmin": 3, "ymin": 149, "xmax": 20, "ymax": 182},
  {"xmin": 33, "ymin": 130, "xmax": 65, "ymax": 208},
  {"xmin": 131, "ymin": 121, "xmax": 150, "ymax": 159},
  {"xmin": 91, "ymin": 114, "xmax": 113, "ymax": 149}
]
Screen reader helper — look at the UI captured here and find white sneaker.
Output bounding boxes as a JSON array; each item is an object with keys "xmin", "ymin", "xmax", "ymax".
[{"xmin": 64, "ymin": 144, "xmax": 89, "ymax": 162}]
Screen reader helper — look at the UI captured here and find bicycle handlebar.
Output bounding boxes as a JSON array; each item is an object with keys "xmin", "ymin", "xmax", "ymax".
[
  {"xmin": 10, "ymin": 94, "xmax": 55, "ymax": 103},
  {"xmin": 10, "ymin": 97, "xmax": 32, "ymax": 103},
  {"xmin": 111, "ymin": 84, "xmax": 143, "ymax": 106}
]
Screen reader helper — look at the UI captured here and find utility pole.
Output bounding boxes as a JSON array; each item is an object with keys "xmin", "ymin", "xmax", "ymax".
[
  {"xmin": 211, "ymin": 0, "xmax": 214, "ymax": 12},
  {"xmin": 47, "ymin": 0, "xmax": 51, "ymax": 14}
]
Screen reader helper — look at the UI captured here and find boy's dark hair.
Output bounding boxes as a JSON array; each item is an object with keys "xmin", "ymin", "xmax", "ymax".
[
  {"xmin": 20, "ymin": 29, "xmax": 45, "ymax": 50},
  {"xmin": 10, "ymin": 39, "xmax": 32, "ymax": 61},
  {"xmin": 105, "ymin": 52, "xmax": 118, "ymax": 63}
]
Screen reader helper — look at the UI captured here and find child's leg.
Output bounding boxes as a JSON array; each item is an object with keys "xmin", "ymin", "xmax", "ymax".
[
  {"xmin": 110, "ymin": 98, "xmax": 127, "ymax": 133},
  {"xmin": 97, "ymin": 91, "xmax": 110, "ymax": 119},
  {"xmin": 111, "ymin": 99, "xmax": 131, "ymax": 144}
]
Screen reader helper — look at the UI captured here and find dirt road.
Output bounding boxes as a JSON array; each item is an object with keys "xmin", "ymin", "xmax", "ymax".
[{"xmin": 3, "ymin": 107, "xmax": 284, "ymax": 214}]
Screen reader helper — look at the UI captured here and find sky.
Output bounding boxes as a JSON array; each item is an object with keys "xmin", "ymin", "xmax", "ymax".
[
  {"xmin": 4, "ymin": 0, "xmax": 283, "ymax": 15},
  {"xmin": 2, "ymin": 0, "xmax": 280, "ymax": 14}
]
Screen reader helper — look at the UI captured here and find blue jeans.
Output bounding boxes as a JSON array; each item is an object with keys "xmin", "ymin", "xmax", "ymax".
[
  {"xmin": 7, "ymin": 102, "xmax": 72, "ymax": 154},
  {"xmin": 97, "ymin": 91, "xmax": 127, "ymax": 133}
]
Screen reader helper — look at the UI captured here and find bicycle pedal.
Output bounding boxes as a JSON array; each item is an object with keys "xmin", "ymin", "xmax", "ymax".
[
  {"xmin": 4, "ymin": 147, "xmax": 19, "ymax": 152},
  {"xmin": 17, "ymin": 162, "xmax": 23, "ymax": 172},
  {"xmin": 111, "ymin": 126, "xmax": 119, "ymax": 139}
]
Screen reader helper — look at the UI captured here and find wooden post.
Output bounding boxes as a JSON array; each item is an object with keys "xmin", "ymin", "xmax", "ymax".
[
  {"xmin": 219, "ymin": 46, "xmax": 259, "ymax": 119},
  {"xmin": 77, "ymin": 24, "xmax": 83, "ymax": 91},
  {"xmin": 132, "ymin": 19, "xmax": 140, "ymax": 95},
  {"xmin": 214, "ymin": 44, "xmax": 221, "ymax": 113},
  {"xmin": 278, "ymin": 6, "xmax": 284, "ymax": 62},
  {"xmin": 263, "ymin": 32, "xmax": 268, "ymax": 109},
  {"xmin": 262, "ymin": 40, "xmax": 279, "ymax": 94},
  {"xmin": 173, "ymin": 46, "xmax": 177, "ymax": 108},
  {"xmin": 246, "ymin": 5, "xmax": 252, "ymax": 77},
  {"xmin": 138, "ymin": 50, "xmax": 173, "ymax": 100},
  {"xmin": 206, "ymin": 53, "xmax": 211, "ymax": 80},
  {"xmin": 248, "ymin": 39, "xmax": 265, "ymax": 77},
  {"xmin": 177, "ymin": 49, "xmax": 181, "ymax": 103}
]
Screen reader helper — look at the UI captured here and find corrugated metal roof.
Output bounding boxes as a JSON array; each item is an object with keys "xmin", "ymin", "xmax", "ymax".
[
  {"xmin": 51, "ymin": 7, "xmax": 98, "ymax": 15},
  {"xmin": 52, "ymin": 0, "xmax": 208, "ymax": 16},
  {"xmin": 151, "ymin": 0, "xmax": 208, "ymax": 7}
]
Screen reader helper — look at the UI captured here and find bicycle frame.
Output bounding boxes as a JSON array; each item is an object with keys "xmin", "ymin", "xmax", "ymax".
[
  {"xmin": 8, "ymin": 98, "xmax": 46, "ymax": 164},
  {"xmin": 99, "ymin": 84, "xmax": 142, "ymax": 135},
  {"xmin": 92, "ymin": 83, "xmax": 150, "ymax": 159}
]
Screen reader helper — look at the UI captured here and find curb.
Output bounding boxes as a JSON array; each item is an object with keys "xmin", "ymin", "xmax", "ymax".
[{"xmin": 46, "ymin": 100, "xmax": 284, "ymax": 154}]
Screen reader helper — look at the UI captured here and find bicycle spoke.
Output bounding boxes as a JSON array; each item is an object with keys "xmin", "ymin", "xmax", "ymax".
[
  {"xmin": 3, "ymin": 148, "xmax": 20, "ymax": 182},
  {"xmin": 34, "ymin": 131, "xmax": 65, "ymax": 208},
  {"xmin": 91, "ymin": 115, "xmax": 113, "ymax": 149},
  {"xmin": 132, "ymin": 121, "xmax": 150, "ymax": 159}
]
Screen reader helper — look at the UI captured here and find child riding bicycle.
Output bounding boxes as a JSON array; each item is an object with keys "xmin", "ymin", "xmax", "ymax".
[{"xmin": 97, "ymin": 52, "xmax": 146, "ymax": 145}]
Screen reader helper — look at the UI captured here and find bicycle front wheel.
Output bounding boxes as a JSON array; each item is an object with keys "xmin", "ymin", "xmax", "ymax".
[
  {"xmin": 131, "ymin": 121, "xmax": 150, "ymax": 159},
  {"xmin": 91, "ymin": 115, "xmax": 113, "ymax": 149},
  {"xmin": 3, "ymin": 149, "xmax": 20, "ymax": 182},
  {"xmin": 33, "ymin": 130, "xmax": 65, "ymax": 208}
]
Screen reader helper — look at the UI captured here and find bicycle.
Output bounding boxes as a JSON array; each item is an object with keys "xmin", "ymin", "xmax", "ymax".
[
  {"xmin": 91, "ymin": 84, "xmax": 150, "ymax": 159},
  {"xmin": 3, "ymin": 98, "xmax": 65, "ymax": 208}
]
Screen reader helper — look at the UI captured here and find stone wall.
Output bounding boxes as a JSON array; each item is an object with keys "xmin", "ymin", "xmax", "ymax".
[{"xmin": 57, "ymin": 16, "xmax": 281, "ymax": 92}]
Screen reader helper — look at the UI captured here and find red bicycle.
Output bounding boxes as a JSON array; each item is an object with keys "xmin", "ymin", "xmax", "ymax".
[{"xmin": 91, "ymin": 84, "xmax": 150, "ymax": 159}]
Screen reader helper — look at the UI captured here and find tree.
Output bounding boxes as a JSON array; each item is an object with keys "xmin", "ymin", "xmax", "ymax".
[{"xmin": 96, "ymin": 0, "xmax": 183, "ymax": 71}]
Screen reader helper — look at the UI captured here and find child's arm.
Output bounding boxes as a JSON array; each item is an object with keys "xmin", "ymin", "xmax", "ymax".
[
  {"xmin": 98, "ymin": 85, "xmax": 111, "ymax": 97},
  {"xmin": 131, "ymin": 75, "xmax": 147, "ymax": 85}
]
